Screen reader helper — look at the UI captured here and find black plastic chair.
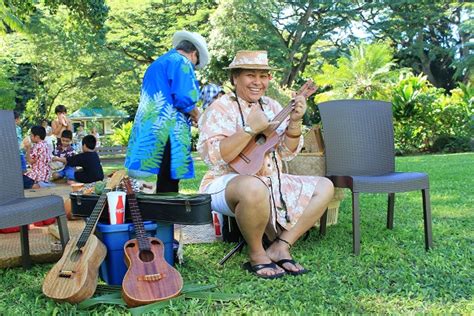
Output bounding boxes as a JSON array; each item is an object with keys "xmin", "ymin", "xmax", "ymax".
[
  {"xmin": 0, "ymin": 110, "xmax": 69, "ymax": 268},
  {"xmin": 318, "ymin": 100, "xmax": 433, "ymax": 255}
]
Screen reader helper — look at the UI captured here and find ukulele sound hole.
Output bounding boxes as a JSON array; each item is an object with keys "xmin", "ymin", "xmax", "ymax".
[
  {"xmin": 69, "ymin": 249, "xmax": 82, "ymax": 262},
  {"xmin": 139, "ymin": 249, "xmax": 155, "ymax": 262},
  {"xmin": 255, "ymin": 134, "xmax": 266, "ymax": 145}
]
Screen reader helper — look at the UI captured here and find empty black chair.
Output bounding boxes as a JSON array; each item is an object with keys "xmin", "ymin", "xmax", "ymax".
[
  {"xmin": 0, "ymin": 110, "xmax": 69, "ymax": 268},
  {"xmin": 318, "ymin": 100, "xmax": 433, "ymax": 255}
]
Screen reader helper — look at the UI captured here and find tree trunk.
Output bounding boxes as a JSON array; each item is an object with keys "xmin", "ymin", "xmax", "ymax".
[
  {"xmin": 456, "ymin": 6, "xmax": 471, "ymax": 83},
  {"xmin": 280, "ymin": 3, "xmax": 314, "ymax": 87},
  {"xmin": 414, "ymin": 31, "xmax": 439, "ymax": 87},
  {"xmin": 287, "ymin": 45, "xmax": 311, "ymax": 88}
]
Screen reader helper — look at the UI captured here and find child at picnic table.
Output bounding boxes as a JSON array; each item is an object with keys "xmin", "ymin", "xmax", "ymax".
[
  {"xmin": 53, "ymin": 134, "xmax": 104, "ymax": 184},
  {"xmin": 51, "ymin": 130, "xmax": 76, "ymax": 183},
  {"xmin": 51, "ymin": 104, "xmax": 72, "ymax": 146},
  {"xmin": 23, "ymin": 126, "xmax": 54, "ymax": 189}
]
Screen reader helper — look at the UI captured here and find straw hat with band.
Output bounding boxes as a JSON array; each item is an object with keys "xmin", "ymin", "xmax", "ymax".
[
  {"xmin": 224, "ymin": 50, "xmax": 279, "ymax": 71},
  {"xmin": 172, "ymin": 30, "xmax": 209, "ymax": 69}
]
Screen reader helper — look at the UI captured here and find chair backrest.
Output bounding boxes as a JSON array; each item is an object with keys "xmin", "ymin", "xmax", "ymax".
[
  {"xmin": 0, "ymin": 110, "xmax": 24, "ymax": 202},
  {"xmin": 318, "ymin": 100, "xmax": 395, "ymax": 176}
]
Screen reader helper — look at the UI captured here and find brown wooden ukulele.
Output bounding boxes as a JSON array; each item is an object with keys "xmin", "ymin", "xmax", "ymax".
[
  {"xmin": 121, "ymin": 177, "xmax": 183, "ymax": 307},
  {"xmin": 229, "ymin": 80, "xmax": 318, "ymax": 175},
  {"xmin": 42, "ymin": 170, "xmax": 126, "ymax": 303}
]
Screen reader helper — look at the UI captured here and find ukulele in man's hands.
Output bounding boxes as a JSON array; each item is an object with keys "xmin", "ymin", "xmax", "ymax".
[{"xmin": 230, "ymin": 80, "xmax": 317, "ymax": 175}]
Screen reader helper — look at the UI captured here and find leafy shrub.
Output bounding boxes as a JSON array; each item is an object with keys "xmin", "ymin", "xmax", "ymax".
[
  {"xmin": 431, "ymin": 135, "xmax": 472, "ymax": 153},
  {"xmin": 110, "ymin": 121, "xmax": 133, "ymax": 146},
  {"xmin": 392, "ymin": 73, "xmax": 441, "ymax": 153},
  {"xmin": 392, "ymin": 74, "xmax": 473, "ymax": 154}
]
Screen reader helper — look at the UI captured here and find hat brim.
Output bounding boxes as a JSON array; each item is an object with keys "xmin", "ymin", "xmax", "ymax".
[
  {"xmin": 172, "ymin": 31, "xmax": 209, "ymax": 69},
  {"xmin": 223, "ymin": 65, "xmax": 280, "ymax": 71}
]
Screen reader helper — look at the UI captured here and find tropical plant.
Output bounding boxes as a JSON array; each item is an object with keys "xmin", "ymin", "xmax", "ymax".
[
  {"xmin": 391, "ymin": 72, "xmax": 472, "ymax": 153},
  {"xmin": 110, "ymin": 121, "xmax": 133, "ymax": 146},
  {"xmin": 313, "ymin": 42, "xmax": 398, "ymax": 102}
]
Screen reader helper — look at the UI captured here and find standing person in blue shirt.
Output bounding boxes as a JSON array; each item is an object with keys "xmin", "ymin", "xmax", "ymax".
[{"xmin": 125, "ymin": 30, "xmax": 209, "ymax": 193}]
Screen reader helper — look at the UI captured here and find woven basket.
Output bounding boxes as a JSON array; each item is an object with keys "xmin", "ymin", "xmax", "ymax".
[{"xmin": 284, "ymin": 152, "xmax": 344, "ymax": 227}]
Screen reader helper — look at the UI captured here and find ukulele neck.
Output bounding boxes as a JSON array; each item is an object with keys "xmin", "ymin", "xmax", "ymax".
[
  {"xmin": 267, "ymin": 81, "xmax": 315, "ymax": 133},
  {"xmin": 76, "ymin": 189, "xmax": 110, "ymax": 249},
  {"xmin": 127, "ymin": 192, "xmax": 150, "ymax": 251}
]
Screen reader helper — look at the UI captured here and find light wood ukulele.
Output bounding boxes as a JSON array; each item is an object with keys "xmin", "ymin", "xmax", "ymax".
[
  {"xmin": 121, "ymin": 177, "xmax": 183, "ymax": 307},
  {"xmin": 42, "ymin": 170, "xmax": 126, "ymax": 303},
  {"xmin": 229, "ymin": 80, "xmax": 318, "ymax": 175}
]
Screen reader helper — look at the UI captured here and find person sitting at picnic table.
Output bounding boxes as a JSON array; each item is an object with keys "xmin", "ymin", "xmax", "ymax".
[
  {"xmin": 53, "ymin": 135, "xmax": 104, "ymax": 184},
  {"xmin": 23, "ymin": 126, "xmax": 54, "ymax": 189},
  {"xmin": 51, "ymin": 130, "xmax": 76, "ymax": 183},
  {"xmin": 197, "ymin": 50, "xmax": 334, "ymax": 279}
]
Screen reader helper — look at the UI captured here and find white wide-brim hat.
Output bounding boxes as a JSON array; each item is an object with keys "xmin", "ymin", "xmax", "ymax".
[{"xmin": 172, "ymin": 30, "xmax": 209, "ymax": 69}]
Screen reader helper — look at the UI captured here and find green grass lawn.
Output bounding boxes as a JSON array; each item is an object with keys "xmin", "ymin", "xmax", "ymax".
[{"xmin": 0, "ymin": 153, "xmax": 472, "ymax": 314}]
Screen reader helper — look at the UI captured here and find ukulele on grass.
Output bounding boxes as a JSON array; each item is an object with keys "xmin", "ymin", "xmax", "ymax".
[
  {"xmin": 229, "ymin": 80, "xmax": 318, "ymax": 175},
  {"xmin": 121, "ymin": 177, "xmax": 183, "ymax": 307},
  {"xmin": 42, "ymin": 170, "xmax": 126, "ymax": 303}
]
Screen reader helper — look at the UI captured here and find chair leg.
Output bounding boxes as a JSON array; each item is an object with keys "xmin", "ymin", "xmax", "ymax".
[
  {"xmin": 387, "ymin": 193, "xmax": 395, "ymax": 229},
  {"xmin": 422, "ymin": 189, "xmax": 433, "ymax": 250},
  {"xmin": 20, "ymin": 225, "xmax": 32, "ymax": 269},
  {"xmin": 56, "ymin": 214, "xmax": 70, "ymax": 250},
  {"xmin": 352, "ymin": 192, "xmax": 361, "ymax": 255},
  {"xmin": 319, "ymin": 208, "xmax": 328, "ymax": 236}
]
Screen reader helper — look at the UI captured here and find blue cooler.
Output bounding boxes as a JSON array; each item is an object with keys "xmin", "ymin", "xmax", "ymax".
[{"xmin": 96, "ymin": 221, "xmax": 174, "ymax": 285}]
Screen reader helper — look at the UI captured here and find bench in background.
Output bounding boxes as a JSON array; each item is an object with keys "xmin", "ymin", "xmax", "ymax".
[{"xmin": 96, "ymin": 146, "xmax": 127, "ymax": 159}]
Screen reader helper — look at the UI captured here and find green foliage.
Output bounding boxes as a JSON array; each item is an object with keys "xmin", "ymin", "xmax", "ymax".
[
  {"xmin": 1, "ymin": 0, "xmax": 471, "ymax": 157},
  {"xmin": 431, "ymin": 135, "xmax": 472, "ymax": 153},
  {"xmin": 265, "ymin": 80, "xmax": 292, "ymax": 106},
  {"xmin": 0, "ymin": 66, "xmax": 15, "ymax": 109},
  {"xmin": 190, "ymin": 126, "xmax": 199, "ymax": 151},
  {"xmin": 361, "ymin": 0, "xmax": 472, "ymax": 89},
  {"xmin": 313, "ymin": 41, "xmax": 398, "ymax": 102},
  {"xmin": 0, "ymin": 153, "xmax": 473, "ymax": 313},
  {"xmin": 40, "ymin": 0, "xmax": 109, "ymax": 30},
  {"xmin": 392, "ymin": 73, "xmax": 473, "ymax": 154},
  {"xmin": 208, "ymin": 0, "xmax": 356, "ymax": 87},
  {"xmin": 1, "ymin": 0, "xmax": 108, "ymax": 33},
  {"xmin": 110, "ymin": 122, "xmax": 133, "ymax": 146},
  {"xmin": 0, "ymin": 1, "xmax": 25, "ymax": 33}
]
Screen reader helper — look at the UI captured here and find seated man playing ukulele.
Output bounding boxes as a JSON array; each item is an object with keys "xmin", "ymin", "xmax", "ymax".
[{"xmin": 197, "ymin": 50, "xmax": 334, "ymax": 279}]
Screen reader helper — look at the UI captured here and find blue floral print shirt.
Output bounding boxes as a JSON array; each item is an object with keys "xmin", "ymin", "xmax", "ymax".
[{"xmin": 125, "ymin": 49, "xmax": 199, "ymax": 179}]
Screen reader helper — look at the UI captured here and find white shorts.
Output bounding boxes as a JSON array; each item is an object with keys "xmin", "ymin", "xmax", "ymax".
[{"xmin": 204, "ymin": 173, "xmax": 239, "ymax": 217}]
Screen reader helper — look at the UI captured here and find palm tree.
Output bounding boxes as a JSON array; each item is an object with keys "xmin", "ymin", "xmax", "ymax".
[{"xmin": 314, "ymin": 42, "xmax": 398, "ymax": 102}]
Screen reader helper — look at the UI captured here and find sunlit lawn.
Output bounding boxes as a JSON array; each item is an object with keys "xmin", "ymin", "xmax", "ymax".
[{"xmin": 0, "ymin": 153, "xmax": 472, "ymax": 314}]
